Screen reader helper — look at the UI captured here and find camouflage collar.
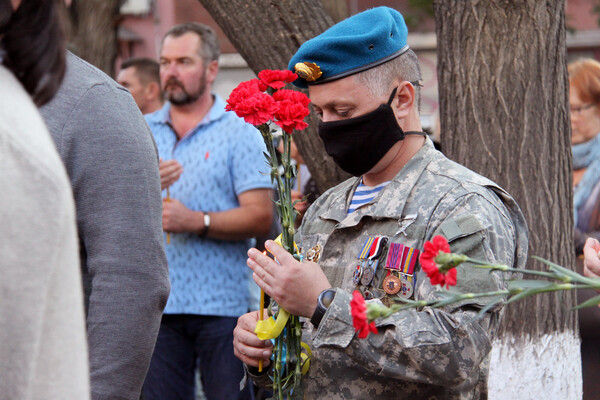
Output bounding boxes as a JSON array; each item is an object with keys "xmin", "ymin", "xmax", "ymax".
[{"xmin": 319, "ymin": 138, "xmax": 436, "ymax": 227}]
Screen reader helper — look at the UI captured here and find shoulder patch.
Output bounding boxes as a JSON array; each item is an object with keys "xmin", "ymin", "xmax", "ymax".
[{"xmin": 438, "ymin": 214, "xmax": 487, "ymax": 242}]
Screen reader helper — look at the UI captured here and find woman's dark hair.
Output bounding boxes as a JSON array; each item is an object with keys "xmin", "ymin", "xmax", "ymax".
[{"xmin": 0, "ymin": 0, "xmax": 66, "ymax": 106}]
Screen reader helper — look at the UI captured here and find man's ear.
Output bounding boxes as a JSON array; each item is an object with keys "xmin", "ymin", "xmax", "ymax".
[
  {"xmin": 146, "ymin": 81, "xmax": 161, "ymax": 101},
  {"xmin": 391, "ymin": 80, "xmax": 415, "ymax": 119},
  {"xmin": 206, "ymin": 60, "xmax": 219, "ymax": 85}
]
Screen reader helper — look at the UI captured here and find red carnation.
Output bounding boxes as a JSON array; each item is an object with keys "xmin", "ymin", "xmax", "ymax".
[
  {"xmin": 258, "ymin": 69, "xmax": 298, "ymax": 90},
  {"xmin": 273, "ymin": 89, "xmax": 311, "ymax": 107},
  {"xmin": 419, "ymin": 235, "xmax": 458, "ymax": 289},
  {"xmin": 240, "ymin": 78, "xmax": 268, "ymax": 93},
  {"xmin": 273, "ymin": 90, "xmax": 310, "ymax": 134},
  {"xmin": 226, "ymin": 79, "xmax": 267, "ymax": 114},
  {"xmin": 228, "ymin": 91, "xmax": 278, "ymax": 126},
  {"xmin": 350, "ymin": 290, "xmax": 378, "ymax": 339}
]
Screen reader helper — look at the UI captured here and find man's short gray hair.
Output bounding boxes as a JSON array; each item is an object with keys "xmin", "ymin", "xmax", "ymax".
[
  {"xmin": 163, "ymin": 22, "xmax": 220, "ymax": 63},
  {"xmin": 355, "ymin": 49, "xmax": 422, "ymax": 111}
]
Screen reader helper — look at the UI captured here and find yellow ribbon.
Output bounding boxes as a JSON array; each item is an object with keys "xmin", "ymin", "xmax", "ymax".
[
  {"xmin": 254, "ymin": 311, "xmax": 290, "ymax": 340},
  {"xmin": 273, "ymin": 233, "xmax": 300, "ymax": 254},
  {"xmin": 254, "ymin": 234, "xmax": 296, "ymax": 340},
  {"xmin": 300, "ymin": 342, "xmax": 312, "ymax": 375},
  {"xmin": 253, "ymin": 234, "xmax": 304, "ymax": 342},
  {"xmin": 253, "ymin": 234, "xmax": 311, "ymax": 374}
]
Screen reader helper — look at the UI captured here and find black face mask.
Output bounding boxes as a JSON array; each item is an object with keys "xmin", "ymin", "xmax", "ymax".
[{"xmin": 318, "ymin": 87, "xmax": 425, "ymax": 177}]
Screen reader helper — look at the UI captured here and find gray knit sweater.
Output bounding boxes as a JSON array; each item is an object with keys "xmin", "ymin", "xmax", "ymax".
[{"xmin": 41, "ymin": 53, "xmax": 170, "ymax": 400}]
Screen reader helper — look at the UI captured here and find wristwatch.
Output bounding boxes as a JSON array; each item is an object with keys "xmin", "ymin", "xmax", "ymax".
[
  {"xmin": 310, "ymin": 288, "xmax": 336, "ymax": 327},
  {"xmin": 199, "ymin": 212, "xmax": 210, "ymax": 236}
]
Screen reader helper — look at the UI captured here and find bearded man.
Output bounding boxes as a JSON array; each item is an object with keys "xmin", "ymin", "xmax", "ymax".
[{"xmin": 143, "ymin": 22, "xmax": 273, "ymax": 400}]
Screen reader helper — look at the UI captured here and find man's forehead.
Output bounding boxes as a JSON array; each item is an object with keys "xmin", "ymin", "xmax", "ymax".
[
  {"xmin": 117, "ymin": 67, "xmax": 138, "ymax": 82},
  {"xmin": 160, "ymin": 33, "xmax": 202, "ymax": 57}
]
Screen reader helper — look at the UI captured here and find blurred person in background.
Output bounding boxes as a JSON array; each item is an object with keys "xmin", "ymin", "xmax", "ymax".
[
  {"xmin": 143, "ymin": 22, "xmax": 272, "ymax": 400},
  {"xmin": 117, "ymin": 57, "xmax": 164, "ymax": 115},
  {"xmin": 0, "ymin": 0, "xmax": 89, "ymax": 398},
  {"xmin": 568, "ymin": 57, "xmax": 600, "ymax": 400},
  {"xmin": 570, "ymin": 58, "xmax": 600, "ymax": 254}
]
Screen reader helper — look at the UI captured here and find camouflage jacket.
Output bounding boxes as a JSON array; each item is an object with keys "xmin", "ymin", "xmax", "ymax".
[{"xmin": 249, "ymin": 139, "xmax": 528, "ymax": 399}]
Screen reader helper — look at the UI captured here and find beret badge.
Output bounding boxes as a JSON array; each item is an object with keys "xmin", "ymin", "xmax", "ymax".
[{"xmin": 294, "ymin": 62, "xmax": 322, "ymax": 82}]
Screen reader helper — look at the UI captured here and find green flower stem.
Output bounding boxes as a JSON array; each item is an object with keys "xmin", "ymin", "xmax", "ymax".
[
  {"xmin": 577, "ymin": 283, "xmax": 600, "ymax": 290},
  {"xmin": 293, "ymin": 316, "xmax": 303, "ymax": 391},
  {"xmin": 257, "ymin": 123, "xmax": 303, "ymax": 399},
  {"xmin": 365, "ymin": 249, "xmax": 600, "ymax": 330},
  {"xmin": 509, "ymin": 283, "xmax": 596, "ymax": 295},
  {"xmin": 276, "ymin": 335, "xmax": 283, "ymax": 399},
  {"xmin": 369, "ymin": 283, "xmax": 600, "ymax": 323},
  {"xmin": 464, "ymin": 257, "xmax": 565, "ymax": 280},
  {"xmin": 367, "ymin": 290, "xmax": 511, "ymax": 321}
]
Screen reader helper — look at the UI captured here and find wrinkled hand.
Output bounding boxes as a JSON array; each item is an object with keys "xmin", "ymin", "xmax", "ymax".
[
  {"xmin": 583, "ymin": 237, "xmax": 600, "ymax": 279},
  {"xmin": 160, "ymin": 158, "xmax": 183, "ymax": 190},
  {"xmin": 247, "ymin": 240, "xmax": 331, "ymax": 318},
  {"xmin": 233, "ymin": 311, "xmax": 273, "ymax": 368},
  {"xmin": 162, "ymin": 198, "xmax": 197, "ymax": 233}
]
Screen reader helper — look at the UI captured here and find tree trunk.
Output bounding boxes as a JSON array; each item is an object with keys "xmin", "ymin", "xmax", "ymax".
[
  {"xmin": 433, "ymin": 0, "xmax": 580, "ymax": 397},
  {"xmin": 321, "ymin": 0, "xmax": 349, "ymax": 23},
  {"xmin": 62, "ymin": 0, "xmax": 122, "ymax": 76},
  {"xmin": 198, "ymin": 0, "xmax": 350, "ymax": 192}
]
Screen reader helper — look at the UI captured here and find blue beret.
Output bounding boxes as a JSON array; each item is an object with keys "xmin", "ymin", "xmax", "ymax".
[{"xmin": 288, "ymin": 7, "xmax": 409, "ymax": 88}]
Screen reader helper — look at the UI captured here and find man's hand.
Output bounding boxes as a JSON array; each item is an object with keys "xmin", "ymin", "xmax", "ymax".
[
  {"xmin": 583, "ymin": 237, "xmax": 600, "ymax": 279},
  {"xmin": 159, "ymin": 158, "xmax": 183, "ymax": 190},
  {"xmin": 233, "ymin": 311, "xmax": 273, "ymax": 368},
  {"xmin": 162, "ymin": 198, "xmax": 199, "ymax": 233},
  {"xmin": 247, "ymin": 240, "xmax": 331, "ymax": 318}
]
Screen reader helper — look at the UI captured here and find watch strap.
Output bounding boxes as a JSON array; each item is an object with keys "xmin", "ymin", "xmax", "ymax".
[
  {"xmin": 199, "ymin": 212, "xmax": 210, "ymax": 236},
  {"xmin": 311, "ymin": 288, "xmax": 336, "ymax": 327}
]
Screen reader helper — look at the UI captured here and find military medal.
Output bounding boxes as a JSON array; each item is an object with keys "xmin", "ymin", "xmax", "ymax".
[
  {"xmin": 306, "ymin": 244, "xmax": 322, "ymax": 262},
  {"xmin": 360, "ymin": 265, "xmax": 375, "ymax": 286},
  {"xmin": 398, "ymin": 273, "xmax": 414, "ymax": 298},
  {"xmin": 384, "ymin": 242, "xmax": 419, "ymax": 299},
  {"xmin": 383, "ymin": 274, "xmax": 401, "ymax": 295},
  {"xmin": 385, "ymin": 242, "xmax": 419, "ymax": 273},
  {"xmin": 352, "ymin": 264, "xmax": 363, "ymax": 285},
  {"xmin": 358, "ymin": 237, "xmax": 376, "ymax": 260},
  {"xmin": 356, "ymin": 236, "xmax": 388, "ymax": 286}
]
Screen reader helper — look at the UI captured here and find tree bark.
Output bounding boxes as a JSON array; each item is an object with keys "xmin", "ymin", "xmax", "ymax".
[
  {"xmin": 198, "ymin": 0, "xmax": 351, "ymax": 192},
  {"xmin": 321, "ymin": 0, "xmax": 349, "ymax": 23},
  {"xmin": 433, "ymin": 0, "xmax": 580, "ymax": 397},
  {"xmin": 61, "ymin": 0, "xmax": 123, "ymax": 76}
]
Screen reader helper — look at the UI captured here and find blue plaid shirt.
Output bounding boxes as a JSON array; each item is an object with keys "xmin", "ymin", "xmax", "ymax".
[{"xmin": 146, "ymin": 95, "xmax": 271, "ymax": 316}]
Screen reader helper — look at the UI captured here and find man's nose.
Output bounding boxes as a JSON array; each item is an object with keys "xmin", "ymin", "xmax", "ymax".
[{"xmin": 162, "ymin": 62, "xmax": 179, "ymax": 77}]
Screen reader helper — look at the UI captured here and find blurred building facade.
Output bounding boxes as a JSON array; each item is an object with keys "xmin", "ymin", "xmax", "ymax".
[{"xmin": 116, "ymin": 0, "xmax": 600, "ymax": 130}]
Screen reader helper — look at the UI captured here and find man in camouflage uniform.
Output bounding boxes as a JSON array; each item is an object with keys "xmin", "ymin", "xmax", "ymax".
[{"xmin": 233, "ymin": 7, "xmax": 528, "ymax": 399}]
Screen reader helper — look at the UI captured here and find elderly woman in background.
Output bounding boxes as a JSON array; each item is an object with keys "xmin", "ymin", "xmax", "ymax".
[
  {"xmin": 569, "ymin": 58, "xmax": 600, "ymax": 400},
  {"xmin": 570, "ymin": 58, "xmax": 600, "ymax": 254}
]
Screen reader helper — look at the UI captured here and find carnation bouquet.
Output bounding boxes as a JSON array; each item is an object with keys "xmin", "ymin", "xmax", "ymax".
[
  {"xmin": 226, "ymin": 70, "xmax": 311, "ymax": 399},
  {"xmin": 351, "ymin": 235, "xmax": 600, "ymax": 339}
]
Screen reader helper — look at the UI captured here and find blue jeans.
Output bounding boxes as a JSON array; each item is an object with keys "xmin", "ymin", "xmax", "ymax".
[{"xmin": 143, "ymin": 314, "xmax": 253, "ymax": 400}]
